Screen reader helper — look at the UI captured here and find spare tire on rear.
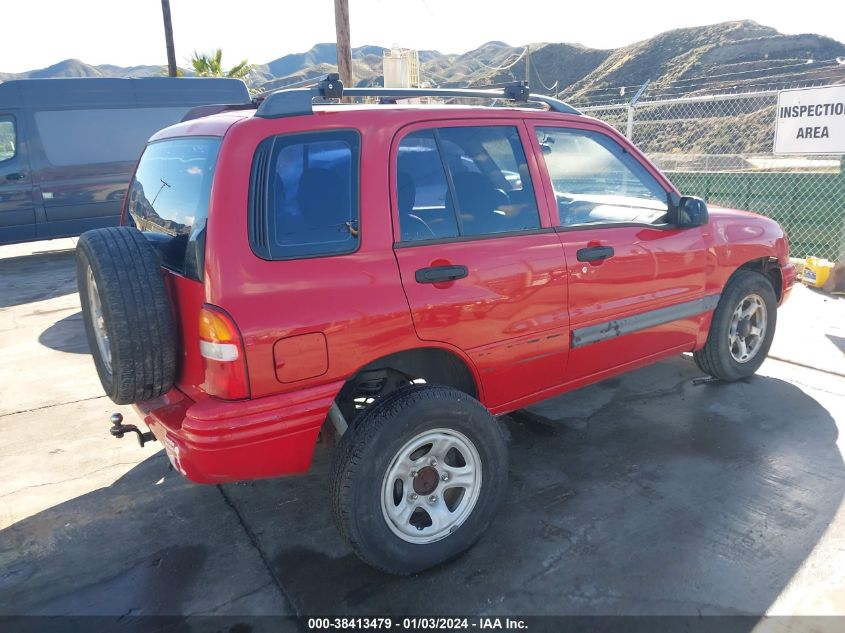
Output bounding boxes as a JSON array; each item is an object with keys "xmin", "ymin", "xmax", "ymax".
[{"xmin": 77, "ymin": 227, "xmax": 177, "ymax": 405}]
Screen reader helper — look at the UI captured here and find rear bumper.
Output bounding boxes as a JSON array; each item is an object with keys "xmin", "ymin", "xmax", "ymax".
[
  {"xmin": 134, "ymin": 380, "xmax": 343, "ymax": 484},
  {"xmin": 780, "ymin": 262, "xmax": 797, "ymax": 305}
]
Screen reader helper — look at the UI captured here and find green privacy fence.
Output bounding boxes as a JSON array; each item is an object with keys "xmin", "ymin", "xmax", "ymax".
[{"xmin": 666, "ymin": 170, "xmax": 845, "ymax": 261}]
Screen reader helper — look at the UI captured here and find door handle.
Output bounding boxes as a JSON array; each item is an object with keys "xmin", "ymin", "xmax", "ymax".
[
  {"xmin": 415, "ymin": 265, "xmax": 468, "ymax": 284},
  {"xmin": 5, "ymin": 172, "xmax": 26, "ymax": 181},
  {"xmin": 576, "ymin": 246, "xmax": 614, "ymax": 262}
]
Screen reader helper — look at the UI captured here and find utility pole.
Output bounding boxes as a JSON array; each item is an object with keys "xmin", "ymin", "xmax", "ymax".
[
  {"xmin": 525, "ymin": 44, "xmax": 530, "ymax": 85},
  {"xmin": 334, "ymin": 0, "xmax": 353, "ymax": 87},
  {"xmin": 161, "ymin": 0, "xmax": 178, "ymax": 77}
]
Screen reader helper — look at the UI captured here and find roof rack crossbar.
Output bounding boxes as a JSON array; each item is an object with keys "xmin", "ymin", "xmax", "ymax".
[{"xmin": 254, "ymin": 74, "xmax": 580, "ymax": 118}]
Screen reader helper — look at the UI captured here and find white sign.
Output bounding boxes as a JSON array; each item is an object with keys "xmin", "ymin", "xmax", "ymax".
[{"xmin": 774, "ymin": 85, "xmax": 845, "ymax": 155}]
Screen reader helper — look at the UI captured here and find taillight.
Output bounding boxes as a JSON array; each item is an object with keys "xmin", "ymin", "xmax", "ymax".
[{"xmin": 198, "ymin": 305, "xmax": 250, "ymax": 400}]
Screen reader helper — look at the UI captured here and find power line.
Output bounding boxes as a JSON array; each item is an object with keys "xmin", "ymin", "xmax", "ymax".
[
  {"xmin": 647, "ymin": 73, "xmax": 845, "ymax": 97},
  {"xmin": 472, "ymin": 47, "xmax": 528, "ymax": 73},
  {"xmin": 647, "ymin": 68, "xmax": 845, "ymax": 94},
  {"xmin": 570, "ymin": 58, "xmax": 844, "ymax": 97},
  {"xmin": 650, "ymin": 58, "xmax": 843, "ymax": 86},
  {"xmin": 530, "ymin": 61, "xmax": 558, "ymax": 93}
]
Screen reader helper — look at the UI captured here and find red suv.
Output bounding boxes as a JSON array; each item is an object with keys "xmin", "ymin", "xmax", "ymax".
[{"xmin": 77, "ymin": 77, "xmax": 796, "ymax": 574}]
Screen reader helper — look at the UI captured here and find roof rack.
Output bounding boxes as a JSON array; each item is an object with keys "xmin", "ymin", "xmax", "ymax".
[
  {"xmin": 180, "ymin": 102, "xmax": 257, "ymax": 122},
  {"xmin": 252, "ymin": 74, "xmax": 581, "ymax": 118}
]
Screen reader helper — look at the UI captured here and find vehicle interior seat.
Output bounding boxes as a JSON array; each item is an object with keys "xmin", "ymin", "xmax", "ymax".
[
  {"xmin": 397, "ymin": 170, "xmax": 436, "ymax": 241},
  {"xmin": 450, "ymin": 171, "xmax": 511, "ymax": 234},
  {"xmin": 297, "ymin": 168, "xmax": 350, "ymax": 239}
]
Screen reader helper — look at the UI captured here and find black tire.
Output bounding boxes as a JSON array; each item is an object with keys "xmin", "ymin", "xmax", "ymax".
[
  {"xmin": 330, "ymin": 384, "xmax": 507, "ymax": 575},
  {"xmin": 694, "ymin": 270, "xmax": 777, "ymax": 381},
  {"xmin": 76, "ymin": 227, "xmax": 177, "ymax": 404}
]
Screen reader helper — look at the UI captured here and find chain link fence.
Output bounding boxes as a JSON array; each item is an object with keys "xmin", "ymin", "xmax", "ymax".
[{"xmin": 580, "ymin": 90, "xmax": 845, "ymax": 261}]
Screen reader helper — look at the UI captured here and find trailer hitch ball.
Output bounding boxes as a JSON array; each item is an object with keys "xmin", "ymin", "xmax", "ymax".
[{"xmin": 109, "ymin": 412, "xmax": 157, "ymax": 448}]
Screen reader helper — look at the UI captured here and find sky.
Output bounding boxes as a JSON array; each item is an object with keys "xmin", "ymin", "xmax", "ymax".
[{"xmin": 2, "ymin": 0, "xmax": 844, "ymax": 74}]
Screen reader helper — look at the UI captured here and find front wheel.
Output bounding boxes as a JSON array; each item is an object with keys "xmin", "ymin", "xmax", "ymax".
[
  {"xmin": 694, "ymin": 270, "xmax": 777, "ymax": 381},
  {"xmin": 330, "ymin": 385, "xmax": 507, "ymax": 575}
]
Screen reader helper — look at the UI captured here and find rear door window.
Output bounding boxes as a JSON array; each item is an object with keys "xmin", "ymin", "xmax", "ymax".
[
  {"xmin": 126, "ymin": 137, "xmax": 220, "ymax": 279},
  {"xmin": 396, "ymin": 130, "xmax": 459, "ymax": 241},
  {"xmin": 249, "ymin": 130, "xmax": 360, "ymax": 260},
  {"xmin": 396, "ymin": 125, "xmax": 541, "ymax": 242}
]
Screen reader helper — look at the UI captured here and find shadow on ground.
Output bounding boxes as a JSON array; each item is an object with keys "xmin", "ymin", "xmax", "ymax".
[
  {"xmin": 0, "ymin": 453, "xmax": 290, "ymax": 627},
  {"xmin": 828, "ymin": 334, "xmax": 845, "ymax": 355},
  {"xmin": 239, "ymin": 358, "xmax": 844, "ymax": 617},
  {"xmin": 0, "ymin": 250, "xmax": 77, "ymax": 309},
  {"xmin": 807, "ymin": 287, "xmax": 843, "ymax": 301},
  {"xmin": 2, "ymin": 357, "xmax": 841, "ymax": 621},
  {"xmin": 38, "ymin": 311, "xmax": 89, "ymax": 354}
]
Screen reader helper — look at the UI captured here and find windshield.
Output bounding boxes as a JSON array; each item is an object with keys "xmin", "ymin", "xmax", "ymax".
[{"xmin": 126, "ymin": 137, "xmax": 221, "ymax": 280}]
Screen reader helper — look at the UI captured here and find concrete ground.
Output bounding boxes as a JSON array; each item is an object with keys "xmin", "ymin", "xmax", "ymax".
[{"xmin": 1, "ymin": 239, "xmax": 844, "ymax": 622}]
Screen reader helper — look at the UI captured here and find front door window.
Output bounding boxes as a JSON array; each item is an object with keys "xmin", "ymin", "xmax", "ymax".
[{"xmin": 536, "ymin": 127, "xmax": 669, "ymax": 226}]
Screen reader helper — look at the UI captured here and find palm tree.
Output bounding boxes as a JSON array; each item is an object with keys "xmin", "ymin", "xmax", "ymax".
[{"xmin": 189, "ymin": 49, "xmax": 254, "ymax": 79}]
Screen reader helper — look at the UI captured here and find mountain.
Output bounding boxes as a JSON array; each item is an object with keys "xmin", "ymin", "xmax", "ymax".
[
  {"xmin": 559, "ymin": 21, "xmax": 845, "ymax": 104},
  {"xmin": 0, "ymin": 58, "xmax": 166, "ymax": 82},
  {"xmin": 260, "ymin": 43, "xmax": 387, "ymax": 79},
  {"xmin": 2, "ymin": 21, "xmax": 843, "ymax": 106},
  {"xmin": 252, "ymin": 43, "xmax": 444, "ymax": 89}
]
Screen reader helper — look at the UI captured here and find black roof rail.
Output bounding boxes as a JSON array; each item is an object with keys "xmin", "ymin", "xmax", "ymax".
[
  {"xmin": 254, "ymin": 74, "xmax": 581, "ymax": 118},
  {"xmin": 180, "ymin": 102, "xmax": 256, "ymax": 122}
]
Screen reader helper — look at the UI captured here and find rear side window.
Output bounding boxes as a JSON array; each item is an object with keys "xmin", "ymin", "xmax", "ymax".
[
  {"xmin": 0, "ymin": 116, "xmax": 15, "ymax": 162},
  {"xmin": 396, "ymin": 126, "xmax": 541, "ymax": 243},
  {"xmin": 249, "ymin": 130, "xmax": 360, "ymax": 260},
  {"xmin": 126, "ymin": 137, "xmax": 220, "ymax": 280}
]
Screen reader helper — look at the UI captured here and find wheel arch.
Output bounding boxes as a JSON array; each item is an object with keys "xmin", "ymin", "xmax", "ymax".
[
  {"xmin": 735, "ymin": 257, "xmax": 783, "ymax": 301},
  {"xmin": 344, "ymin": 346, "xmax": 480, "ymax": 399}
]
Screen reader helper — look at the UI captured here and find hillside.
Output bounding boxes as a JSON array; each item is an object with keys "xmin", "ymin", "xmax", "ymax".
[
  {"xmin": 0, "ymin": 58, "xmax": 165, "ymax": 81},
  {"xmin": 558, "ymin": 21, "xmax": 845, "ymax": 104},
  {"xmin": 2, "ymin": 20, "xmax": 843, "ymax": 106}
]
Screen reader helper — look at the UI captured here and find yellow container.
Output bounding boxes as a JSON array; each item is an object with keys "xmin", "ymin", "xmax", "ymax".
[{"xmin": 803, "ymin": 257, "xmax": 834, "ymax": 288}]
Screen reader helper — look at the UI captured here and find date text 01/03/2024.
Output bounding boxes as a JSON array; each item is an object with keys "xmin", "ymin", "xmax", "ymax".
[{"xmin": 306, "ymin": 617, "xmax": 529, "ymax": 630}]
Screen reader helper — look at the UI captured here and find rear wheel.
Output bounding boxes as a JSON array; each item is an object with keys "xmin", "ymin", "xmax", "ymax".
[
  {"xmin": 694, "ymin": 270, "xmax": 777, "ymax": 381},
  {"xmin": 330, "ymin": 384, "xmax": 507, "ymax": 575}
]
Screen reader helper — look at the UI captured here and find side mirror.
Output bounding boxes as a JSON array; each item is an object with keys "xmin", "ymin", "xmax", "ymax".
[{"xmin": 676, "ymin": 195, "xmax": 709, "ymax": 228}]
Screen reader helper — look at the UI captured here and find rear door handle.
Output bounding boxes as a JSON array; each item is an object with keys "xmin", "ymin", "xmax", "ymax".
[
  {"xmin": 576, "ymin": 246, "xmax": 614, "ymax": 262},
  {"xmin": 5, "ymin": 172, "xmax": 26, "ymax": 181},
  {"xmin": 415, "ymin": 265, "xmax": 468, "ymax": 284}
]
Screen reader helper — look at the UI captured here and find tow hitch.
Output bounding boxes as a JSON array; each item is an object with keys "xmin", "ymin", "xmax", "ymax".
[{"xmin": 109, "ymin": 413, "xmax": 157, "ymax": 447}]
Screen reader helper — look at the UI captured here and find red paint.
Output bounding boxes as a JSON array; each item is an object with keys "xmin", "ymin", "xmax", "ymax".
[
  {"xmin": 273, "ymin": 333, "xmax": 329, "ymax": 383},
  {"xmin": 128, "ymin": 104, "xmax": 793, "ymax": 484}
]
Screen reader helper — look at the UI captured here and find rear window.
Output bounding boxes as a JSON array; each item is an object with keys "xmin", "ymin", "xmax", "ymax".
[
  {"xmin": 0, "ymin": 116, "xmax": 15, "ymax": 163},
  {"xmin": 34, "ymin": 107, "xmax": 190, "ymax": 166},
  {"xmin": 249, "ymin": 130, "xmax": 360, "ymax": 260},
  {"xmin": 126, "ymin": 137, "xmax": 220, "ymax": 280}
]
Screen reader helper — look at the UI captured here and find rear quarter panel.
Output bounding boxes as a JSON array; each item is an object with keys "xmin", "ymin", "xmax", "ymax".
[{"xmin": 203, "ymin": 113, "xmax": 457, "ymax": 400}]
